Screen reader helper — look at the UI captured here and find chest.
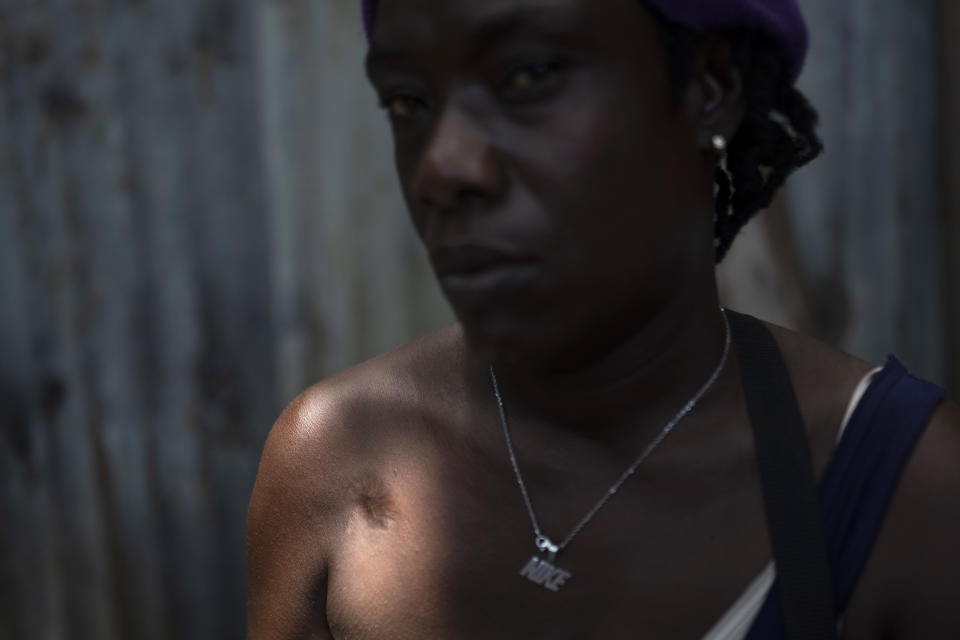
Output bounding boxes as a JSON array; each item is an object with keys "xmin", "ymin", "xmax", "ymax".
[{"xmin": 326, "ymin": 439, "xmax": 773, "ymax": 639}]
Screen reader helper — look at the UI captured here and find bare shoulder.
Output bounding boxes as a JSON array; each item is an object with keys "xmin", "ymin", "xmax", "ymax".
[
  {"xmin": 259, "ymin": 322, "xmax": 467, "ymax": 469},
  {"xmin": 245, "ymin": 324, "xmax": 468, "ymax": 639},
  {"xmin": 763, "ymin": 321, "xmax": 877, "ymax": 408},
  {"xmin": 249, "ymin": 322, "xmax": 466, "ymax": 524},
  {"xmin": 845, "ymin": 397, "xmax": 960, "ymax": 637},
  {"xmin": 762, "ymin": 321, "xmax": 876, "ymax": 472}
]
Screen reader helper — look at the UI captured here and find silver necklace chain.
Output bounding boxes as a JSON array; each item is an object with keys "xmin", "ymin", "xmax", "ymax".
[{"xmin": 488, "ymin": 309, "xmax": 732, "ymax": 560}]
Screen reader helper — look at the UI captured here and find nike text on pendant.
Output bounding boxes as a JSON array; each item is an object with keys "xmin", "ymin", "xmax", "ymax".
[
  {"xmin": 520, "ymin": 536, "xmax": 571, "ymax": 592},
  {"xmin": 519, "ymin": 556, "xmax": 573, "ymax": 592}
]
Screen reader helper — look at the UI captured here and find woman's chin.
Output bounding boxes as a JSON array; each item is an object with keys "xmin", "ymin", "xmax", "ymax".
[{"xmin": 456, "ymin": 312, "xmax": 597, "ymax": 376}]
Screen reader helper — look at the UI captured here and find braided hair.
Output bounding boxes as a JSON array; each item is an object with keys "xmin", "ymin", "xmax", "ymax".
[{"xmin": 656, "ymin": 17, "xmax": 823, "ymax": 263}]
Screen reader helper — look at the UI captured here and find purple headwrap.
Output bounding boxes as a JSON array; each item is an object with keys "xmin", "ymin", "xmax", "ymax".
[{"xmin": 360, "ymin": 0, "xmax": 809, "ymax": 82}]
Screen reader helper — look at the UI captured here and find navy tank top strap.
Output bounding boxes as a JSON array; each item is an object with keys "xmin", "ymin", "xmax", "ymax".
[{"xmin": 747, "ymin": 356, "xmax": 946, "ymax": 638}]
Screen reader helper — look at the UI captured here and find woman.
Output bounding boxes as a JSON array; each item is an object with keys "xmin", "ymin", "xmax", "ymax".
[{"xmin": 246, "ymin": 0, "xmax": 960, "ymax": 637}]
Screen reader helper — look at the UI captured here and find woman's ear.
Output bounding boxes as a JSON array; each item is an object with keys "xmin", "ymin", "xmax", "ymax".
[{"xmin": 683, "ymin": 38, "xmax": 745, "ymax": 150}]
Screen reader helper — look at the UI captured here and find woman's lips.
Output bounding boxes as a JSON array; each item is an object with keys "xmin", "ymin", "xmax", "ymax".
[{"xmin": 432, "ymin": 246, "xmax": 540, "ymax": 296}]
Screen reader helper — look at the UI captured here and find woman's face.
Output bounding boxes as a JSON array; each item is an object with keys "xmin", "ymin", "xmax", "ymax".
[{"xmin": 366, "ymin": 0, "xmax": 716, "ymax": 368}]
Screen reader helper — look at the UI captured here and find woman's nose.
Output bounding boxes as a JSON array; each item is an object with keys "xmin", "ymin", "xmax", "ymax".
[{"xmin": 412, "ymin": 102, "xmax": 506, "ymax": 214}]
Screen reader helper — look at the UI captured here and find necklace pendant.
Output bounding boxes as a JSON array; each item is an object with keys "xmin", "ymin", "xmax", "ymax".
[{"xmin": 519, "ymin": 556, "xmax": 573, "ymax": 592}]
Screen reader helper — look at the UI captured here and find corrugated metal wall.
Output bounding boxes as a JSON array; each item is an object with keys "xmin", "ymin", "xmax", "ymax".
[
  {"xmin": 0, "ymin": 0, "xmax": 955, "ymax": 638},
  {"xmin": 0, "ymin": 2, "xmax": 447, "ymax": 638}
]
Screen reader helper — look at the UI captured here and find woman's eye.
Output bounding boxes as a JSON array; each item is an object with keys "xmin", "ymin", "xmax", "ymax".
[
  {"xmin": 380, "ymin": 94, "xmax": 427, "ymax": 120},
  {"xmin": 509, "ymin": 64, "xmax": 551, "ymax": 88},
  {"xmin": 502, "ymin": 60, "xmax": 567, "ymax": 101}
]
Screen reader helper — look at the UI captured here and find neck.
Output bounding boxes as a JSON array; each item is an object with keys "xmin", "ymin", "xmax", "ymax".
[{"xmin": 472, "ymin": 285, "xmax": 733, "ymax": 447}]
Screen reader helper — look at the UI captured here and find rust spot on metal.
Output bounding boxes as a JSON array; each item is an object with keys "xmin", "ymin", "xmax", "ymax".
[
  {"xmin": 40, "ymin": 83, "xmax": 88, "ymax": 123},
  {"xmin": 0, "ymin": 378, "xmax": 32, "ymax": 464},
  {"xmin": 18, "ymin": 32, "xmax": 51, "ymax": 65},
  {"xmin": 79, "ymin": 41, "xmax": 100, "ymax": 73},
  {"xmin": 39, "ymin": 374, "xmax": 67, "ymax": 421}
]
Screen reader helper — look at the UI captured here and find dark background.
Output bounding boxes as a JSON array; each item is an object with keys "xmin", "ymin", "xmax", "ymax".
[{"xmin": 1, "ymin": 1, "xmax": 958, "ymax": 638}]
